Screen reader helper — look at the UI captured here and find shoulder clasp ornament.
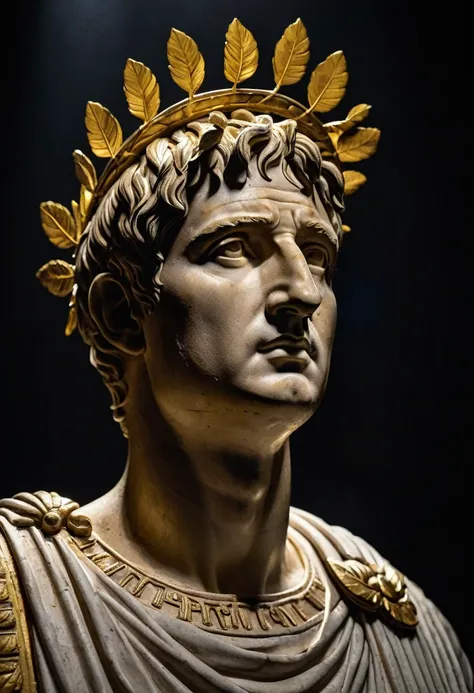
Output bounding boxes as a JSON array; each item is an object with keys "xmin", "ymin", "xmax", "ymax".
[
  {"xmin": 0, "ymin": 533, "xmax": 36, "ymax": 692},
  {"xmin": 326, "ymin": 556, "xmax": 418, "ymax": 630},
  {"xmin": 0, "ymin": 491, "xmax": 91, "ymax": 538}
]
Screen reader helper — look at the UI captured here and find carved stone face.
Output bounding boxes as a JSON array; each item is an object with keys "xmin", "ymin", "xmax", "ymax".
[{"xmin": 142, "ymin": 161, "xmax": 338, "ymax": 445}]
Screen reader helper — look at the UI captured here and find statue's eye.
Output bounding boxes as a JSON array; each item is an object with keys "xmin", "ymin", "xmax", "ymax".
[
  {"xmin": 303, "ymin": 246, "xmax": 327, "ymax": 269},
  {"xmin": 220, "ymin": 240, "xmax": 244, "ymax": 259},
  {"xmin": 209, "ymin": 237, "xmax": 252, "ymax": 268}
]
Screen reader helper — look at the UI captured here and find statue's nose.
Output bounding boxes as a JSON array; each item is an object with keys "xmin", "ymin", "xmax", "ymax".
[{"xmin": 265, "ymin": 245, "xmax": 322, "ymax": 323}]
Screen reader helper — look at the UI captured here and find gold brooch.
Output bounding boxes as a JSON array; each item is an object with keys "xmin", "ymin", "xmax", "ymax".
[{"xmin": 327, "ymin": 557, "xmax": 418, "ymax": 629}]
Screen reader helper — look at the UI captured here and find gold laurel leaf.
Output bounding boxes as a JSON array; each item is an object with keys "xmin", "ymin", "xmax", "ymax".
[
  {"xmin": 273, "ymin": 18, "xmax": 309, "ymax": 88},
  {"xmin": 343, "ymin": 170, "xmax": 367, "ymax": 195},
  {"xmin": 307, "ymin": 50, "xmax": 348, "ymax": 113},
  {"xmin": 124, "ymin": 58, "xmax": 160, "ymax": 122},
  {"xmin": 40, "ymin": 202, "xmax": 77, "ymax": 249},
  {"xmin": 344, "ymin": 559, "xmax": 374, "ymax": 583},
  {"xmin": 339, "ymin": 103, "xmax": 371, "ymax": 131},
  {"xmin": 325, "ymin": 103, "xmax": 372, "ymax": 133},
  {"xmin": 224, "ymin": 18, "xmax": 258, "ymax": 88},
  {"xmin": 328, "ymin": 131, "xmax": 340, "ymax": 150},
  {"xmin": 72, "ymin": 149, "xmax": 97, "ymax": 192},
  {"xmin": 0, "ymin": 659, "xmax": 22, "ymax": 691},
  {"xmin": 71, "ymin": 200, "xmax": 81, "ymax": 239},
  {"xmin": 0, "ymin": 632, "xmax": 18, "ymax": 655},
  {"xmin": 342, "ymin": 224, "xmax": 351, "ymax": 233},
  {"xmin": 65, "ymin": 304, "xmax": 77, "ymax": 336},
  {"xmin": 85, "ymin": 101, "xmax": 123, "ymax": 158},
  {"xmin": 0, "ymin": 607, "xmax": 14, "ymax": 628},
  {"xmin": 79, "ymin": 185, "xmax": 93, "ymax": 223},
  {"xmin": 382, "ymin": 597, "xmax": 418, "ymax": 627},
  {"xmin": 167, "ymin": 28, "xmax": 205, "ymax": 98},
  {"xmin": 337, "ymin": 127, "xmax": 381, "ymax": 162},
  {"xmin": 36, "ymin": 259, "xmax": 75, "ymax": 297},
  {"xmin": 328, "ymin": 559, "xmax": 381, "ymax": 608}
]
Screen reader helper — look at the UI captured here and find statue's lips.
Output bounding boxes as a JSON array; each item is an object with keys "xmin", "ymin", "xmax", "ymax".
[
  {"xmin": 258, "ymin": 337, "xmax": 313, "ymax": 356},
  {"xmin": 258, "ymin": 337, "xmax": 314, "ymax": 372}
]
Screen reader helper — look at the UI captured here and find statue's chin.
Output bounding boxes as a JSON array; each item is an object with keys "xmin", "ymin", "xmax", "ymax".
[
  {"xmin": 226, "ymin": 351, "xmax": 327, "ymax": 412},
  {"xmin": 230, "ymin": 362, "xmax": 325, "ymax": 406},
  {"xmin": 146, "ymin": 361, "xmax": 325, "ymax": 442},
  {"xmin": 223, "ymin": 374, "xmax": 323, "ymax": 435},
  {"xmin": 249, "ymin": 373, "xmax": 321, "ymax": 406}
]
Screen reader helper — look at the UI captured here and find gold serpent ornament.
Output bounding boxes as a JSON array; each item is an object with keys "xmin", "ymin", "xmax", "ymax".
[{"xmin": 36, "ymin": 18, "xmax": 380, "ymax": 335}]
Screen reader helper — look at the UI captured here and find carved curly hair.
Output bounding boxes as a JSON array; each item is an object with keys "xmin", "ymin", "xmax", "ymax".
[{"xmin": 75, "ymin": 109, "xmax": 345, "ymax": 436}]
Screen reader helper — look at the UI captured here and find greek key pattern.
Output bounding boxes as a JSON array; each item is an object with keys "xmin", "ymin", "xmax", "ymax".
[{"xmin": 72, "ymin": 535, "xmax": 326, "ymax": 637}]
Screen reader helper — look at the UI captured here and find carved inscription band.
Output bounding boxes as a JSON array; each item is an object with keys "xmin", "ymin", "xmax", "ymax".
[{"xmin": 71, "ymin": 534, "xmax": 326, "ymax": 637}]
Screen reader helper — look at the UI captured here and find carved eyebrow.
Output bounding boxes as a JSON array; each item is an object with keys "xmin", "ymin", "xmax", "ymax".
[
  {"xmin": 188, "ymin": 212, "xmax": 338, "ymax": 248},
  {"xmin": 303, "ymin": 220, "xmax": 339, "ymax": 247},
  {"xmin": 193, "ymin": 215, "xmax": 274, "ymax": 239}
]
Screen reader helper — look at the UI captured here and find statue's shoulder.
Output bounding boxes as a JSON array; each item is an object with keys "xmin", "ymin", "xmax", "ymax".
[
  {"xmin": 0, "ymin": 489, "xmax": 92, "ymax": 537},
  {"xmin": 292, "ymin": 506, "xmax": 393, "ymax": 567},
  {"xmin": 0, "ymin": 489, "xmax": 92, "ymax": 692},
  {"xmin": 295, "ymin": 507, "xmax": 438, "ymax": 616},
  {"xmin": 0, "ymin": 518, "xmax": 37, "ymax": 692},
  {"xmin": 293, "ymin": 507, "xmax": 473, "ymax": 688}
]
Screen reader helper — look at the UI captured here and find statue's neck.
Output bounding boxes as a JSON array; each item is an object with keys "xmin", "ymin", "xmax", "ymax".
[{"xmin": 84, "ymin": 408, "xmax": 301, "ymax": 597}]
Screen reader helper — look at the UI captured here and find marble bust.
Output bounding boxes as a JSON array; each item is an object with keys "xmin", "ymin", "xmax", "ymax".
[{"xmin": 0, "ymin": 21, "xmax": 472, "ymax": 693}]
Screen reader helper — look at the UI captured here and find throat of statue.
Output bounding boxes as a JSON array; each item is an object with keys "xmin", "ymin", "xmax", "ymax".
[{"xmin": 84, "ymin": 412, "xmax": 300, "ymax": 599}]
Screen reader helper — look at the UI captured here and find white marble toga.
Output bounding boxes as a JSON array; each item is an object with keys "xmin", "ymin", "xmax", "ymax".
[{"xmin": 0, "ymin": 508, "xmax": 472, "ymax": 693}]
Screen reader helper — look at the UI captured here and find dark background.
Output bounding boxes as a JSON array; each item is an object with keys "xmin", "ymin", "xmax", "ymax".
[{"xmin": 2, "ymin": 0, "xmax": 472, "ymax": 665}]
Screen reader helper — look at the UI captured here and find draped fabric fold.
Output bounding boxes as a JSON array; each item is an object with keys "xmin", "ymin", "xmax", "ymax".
[{"xmin": 0, "ymin": 509, "xmax": 471, "ymax": 693}]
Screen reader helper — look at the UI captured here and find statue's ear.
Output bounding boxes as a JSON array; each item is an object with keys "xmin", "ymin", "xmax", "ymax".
[{"xmin": 88, "ymin": 273, "xmax": 145, "ymax": 355}]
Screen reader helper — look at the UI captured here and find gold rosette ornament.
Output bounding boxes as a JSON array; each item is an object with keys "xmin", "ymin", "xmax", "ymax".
[{"xmin": 327, "ymin": 557, "xmax": 418, "ymax": 629}]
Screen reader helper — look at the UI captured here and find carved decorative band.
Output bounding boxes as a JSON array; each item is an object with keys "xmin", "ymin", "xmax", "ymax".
[
  {"xmin": 72, "ymin": 535, "xmax": 326, "ymax": 637},
  {"xmin": 0, "ymin": 562, "xmax": 22, "ymax": 692},
  {"xmin": 0, "ymin": 533, "xmax": 36, "ymax": 692}
]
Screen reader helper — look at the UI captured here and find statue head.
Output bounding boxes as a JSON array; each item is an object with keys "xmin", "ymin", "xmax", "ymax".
[
  {"xmin": 74, "ymin": 111, "xmax": 344, "ymax": 441},
  {"xmin": 35, "ymin": 19, "xmax": 379, "ymax": 445}
]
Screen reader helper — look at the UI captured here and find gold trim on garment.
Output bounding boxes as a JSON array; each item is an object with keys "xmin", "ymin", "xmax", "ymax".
[{"xmin": 0, "ymin": 530, "xmax": 37, "ymax": 693}]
